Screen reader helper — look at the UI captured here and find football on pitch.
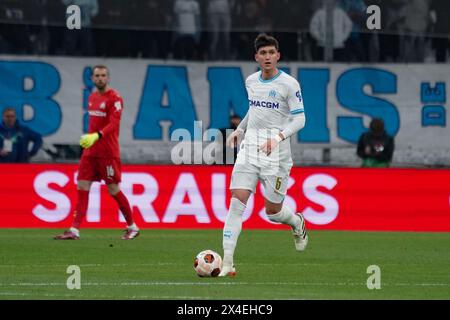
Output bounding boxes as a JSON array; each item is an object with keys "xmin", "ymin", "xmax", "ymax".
[{"xmin": 194, "ymin": 250, "xmax": 222, "ymax": 277}]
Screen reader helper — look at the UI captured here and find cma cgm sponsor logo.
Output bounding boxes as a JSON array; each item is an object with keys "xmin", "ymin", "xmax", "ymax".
[
  {"xmin": 31, "ymin": 170, "xmax": 339, "ymax": 225},
  {"xmin": 249, "ymin": 99, "xmax": 279, "ymax": 109}
]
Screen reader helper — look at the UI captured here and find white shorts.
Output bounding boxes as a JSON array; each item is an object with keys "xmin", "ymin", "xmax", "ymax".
[{"xmin": 230, "ymin": 162, "xmax": 290, "ymax": 204}]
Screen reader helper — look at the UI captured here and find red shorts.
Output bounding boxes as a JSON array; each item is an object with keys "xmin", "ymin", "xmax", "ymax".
[{"xmin": 77, "ymin": 156, "xmax": 122, "ymax": 184}]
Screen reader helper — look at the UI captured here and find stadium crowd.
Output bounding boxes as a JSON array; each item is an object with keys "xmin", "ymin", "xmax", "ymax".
[{"xmin": 0, "ymin": 0, "xmax": 449, "ymax": 62}]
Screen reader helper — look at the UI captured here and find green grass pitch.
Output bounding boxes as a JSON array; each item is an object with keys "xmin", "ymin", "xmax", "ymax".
[{"xmin": 0, "ymin": 229, "xmax": 449, "ymax": 299}]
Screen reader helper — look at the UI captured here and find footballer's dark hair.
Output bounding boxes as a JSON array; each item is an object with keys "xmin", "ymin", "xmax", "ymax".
[
  {"xmin": 92, "ymin": 64, "xmax": 109, "ymax": 74},
  {"xmin": 254, "ymin": 33, "xmax": 279, "ymax": 52},
  {"xmin": 370, "ymin": 118, "xmax": 385, "ymax": 135}
]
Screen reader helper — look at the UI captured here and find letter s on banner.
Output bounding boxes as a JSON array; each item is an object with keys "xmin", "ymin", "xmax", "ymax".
[
  {"xmin": 302, "ymin": 173, "xmax": 339, "ymax": 225},
  {"xmin": 32, "ymin": 171, "xmax": 71, "ymax": 222}
]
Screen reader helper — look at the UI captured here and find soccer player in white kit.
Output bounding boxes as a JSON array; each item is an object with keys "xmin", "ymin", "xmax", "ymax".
[{"xmin": 219, "ymin": 34, "xmax": 308, "ymax": 277}]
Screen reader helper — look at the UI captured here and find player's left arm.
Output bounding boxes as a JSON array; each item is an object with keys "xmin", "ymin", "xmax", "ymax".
[
  {"xmin": 280, "ymin": 80, "xmax": 306, "ymax": 140},
  {"xmin": 100, "ymin": 97, "xmax": 123, "ymax": 137},
  {"xmin": 80, "ymin": 96, "xmax": 123, "ymax": 149},
  {"xmin": 260, "ymin": 81, "xmax": 306, "ymax": 155}
]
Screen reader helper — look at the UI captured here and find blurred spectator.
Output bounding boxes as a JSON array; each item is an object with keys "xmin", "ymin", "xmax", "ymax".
[
  {"xmin": 25, "ymin": 0, "xmax": 50, "ymax": 55},
  {"xmin": 206, "ymin": 0, "xmax": 231, "ymax": 60},
  {"xmin": 0, "ymin": 108, "xmax": 43, "ymax": 163},
  {"xmin": 269, "ymin": 0, "xmax": 315, "ymax": 61},
  {"xmin": 309, "ymin": 1, "xmax": 353, "ymax": 61},
  {"xmin": 172, "ymin": 0, "xmax": 201, "ymax": 60},
  {"xmin": 232, "ymin": 0, "xmax": 271, "ymax": 60},
  {"xmin": 44, "ymin": 0, "xmax": 66, "ymax": 55},
  {"xmin": 129, "ymin": 0, "xmax": 172, "ymax": 59},
  {"xmin": 338, "ymin": 0, "xmax": 368, "ymax": 62},
  {"xmin": 219, "ymin": 115, "xmax": 242, "ymax": 164},
  {"xmin": 377, "ymin": 0, "xmax": 403, "ymax": 62},
  {"xmin": 357, "ymin": 118, "xmax": 394, "ymax": 168},
  {"xmin": 61, "ymin": 0, "xmax": 99, "ymax": 56},
  {"xmin": 92, "ymin": 0, "xmax": 130, "ymax": 57},
  {"xmin": 0, "ymin": 2, "xmax": 31, "ymax": 54},
  {"xmin": 397, "ymin": 0, "xmax": 431, "ymax": 62},
  {"xmin": 429, "ymin": 0, "xmax": 450, "ymax": 62}
]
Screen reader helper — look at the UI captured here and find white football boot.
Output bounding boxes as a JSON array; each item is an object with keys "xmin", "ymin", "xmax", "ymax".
[
  {"xmin": 219, "ymin": 255, "xmax": 237, "ymax": 277},
  {"xmin": 292, "ymin": 212, "xmax": 308, "ymax": 251},
  {"xmin": 219, "ymin": 264, "xmax": 236, "ymax": 277}
]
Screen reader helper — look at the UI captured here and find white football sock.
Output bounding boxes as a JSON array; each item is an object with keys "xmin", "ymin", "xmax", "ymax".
[
  {"xmin": 267, "ymin": 205, "xmax": 300, "ymax": 228},
  {"xmin": 222, "ymin": 198, "xmax": 246, "ymax": 266},
  {"xmin": 128, "ymin": 223, "xmax": 138, "ymax": 231}
]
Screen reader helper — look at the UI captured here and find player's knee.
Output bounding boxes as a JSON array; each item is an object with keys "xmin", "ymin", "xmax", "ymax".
[
  {"xmin": 77, "ymin": 180, "xmax": 92, "ymax": 191},
  {"xmin": 231, "ymin": 189, "xmax": 251, "ymax": 205},
  {"xmin": 107, "ymin": 184, "xmax": 120, "ymax": 196},
  {"xmin": 265, "ymin": 200, "xmax": 283, "ymax": 215}
]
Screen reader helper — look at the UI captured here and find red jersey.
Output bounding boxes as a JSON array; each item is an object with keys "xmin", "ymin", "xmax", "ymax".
[{"xmin": 82, "ymin": 88, "xmax": 123, "ymax": 158}]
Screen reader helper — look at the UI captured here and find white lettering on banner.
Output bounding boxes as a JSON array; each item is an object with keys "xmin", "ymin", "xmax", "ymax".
[
  {"xmin": 163, "ymin": 173, "xmax": 210, "ymax": 223},
  {"xmin": 32, "ymin": 171, "xmax": 71, "ymax": 222},
  {"xmin": 302, "ymin": 174, "xmax": 339, "ymax": 225},
  {"xmin": 211, "ymin": 173, "xmax": 254, "ymax": 222},
  {"xmin": 258, "ymin": 177, "xmax": 297, "ymax": 223},
  {"xmin": 30, "ymin": 169, "xmax": 340, "ymax": 225},
  {"xmin": 74, "ymin": 172, "xmax": 101, "ymax": 222},
  {"xmin": 118, "ymin": 173, "xmax": 160, "ymax": 222}
]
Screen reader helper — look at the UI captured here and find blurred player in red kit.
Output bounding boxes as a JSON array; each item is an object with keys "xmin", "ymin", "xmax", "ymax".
[{"xmin": 55, "ymin": 65, "xmax": 139, "ymax": 240}]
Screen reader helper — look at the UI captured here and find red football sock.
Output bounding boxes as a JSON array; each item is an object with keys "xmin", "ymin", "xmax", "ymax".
[
  {"xmin": 112, "ymin": 191, "xmax": 134, "ymax": 226},
  {"xmin": 72, "ymin": 190, "xmax": 89, "ymax": 229}
]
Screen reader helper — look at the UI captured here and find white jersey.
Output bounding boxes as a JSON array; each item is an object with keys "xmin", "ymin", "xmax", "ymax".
[{"xmin": 237, "ymin": 70, "xmax": 304, "ymax": 175}]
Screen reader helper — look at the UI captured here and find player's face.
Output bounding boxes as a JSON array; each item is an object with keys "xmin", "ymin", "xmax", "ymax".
[
  {"xmin": 92, "ymin": 68, "xmax": 109, "ymax": 90},
  {"xmin": 2, "ymin": 110, "xmax": 16, "ymax": 128},
  {"xmin": 255, "ymin": 46, "xmax": 280, "ymax": 72}
]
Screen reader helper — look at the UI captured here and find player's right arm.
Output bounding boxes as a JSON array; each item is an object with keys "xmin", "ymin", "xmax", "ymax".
[
  {"xmin": 226, "ymin": 112, "xmax": 248, "ymax": 148},
  {"xmin": 226, "ymin": 76, "xmax": 252, "ymax": 147},
  {"xmin": 236, "ymin": 112, "xmax": 249, "ymax": 132}
]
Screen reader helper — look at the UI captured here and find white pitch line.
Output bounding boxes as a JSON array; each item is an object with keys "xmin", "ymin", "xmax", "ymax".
[
  {"xmin": 0, "ymin": 281, "xmax": 449, "ymax": 287},
  {"xmin": 0, "ymin": 263, "xmax": 180, "ymax": 267},
  {"xmin": 2, "ymin": 262, "xmax": 446, "ymax": 268},
  {"xmin": 0, "ymin": 292, "xmax": 254, "ymax": 299},
  {"xmin": 0, "ymin": 262, "xmax": 411, "ymax": 268}
]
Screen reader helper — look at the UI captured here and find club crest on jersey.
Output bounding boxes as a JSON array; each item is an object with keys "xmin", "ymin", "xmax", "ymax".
[
  {"xmin": 296, "ymin": 91, "xmax": 302, "ymax": 102},
  {"xmin": 99, "ymin": 102, "xmax": 106, "ymax": 109},
  {"xmin": 268, "ymin": 90, "xmax": 277, "ymax": 98},
  {"xmin": 114, "ymin": 101, "xmax": 122, "ymax": 111}
]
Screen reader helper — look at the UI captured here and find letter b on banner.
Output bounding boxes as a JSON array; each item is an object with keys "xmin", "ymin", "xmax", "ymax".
[{"xmin": 0, "ymin": 61, "xmax": 62, "ymax": 136}]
